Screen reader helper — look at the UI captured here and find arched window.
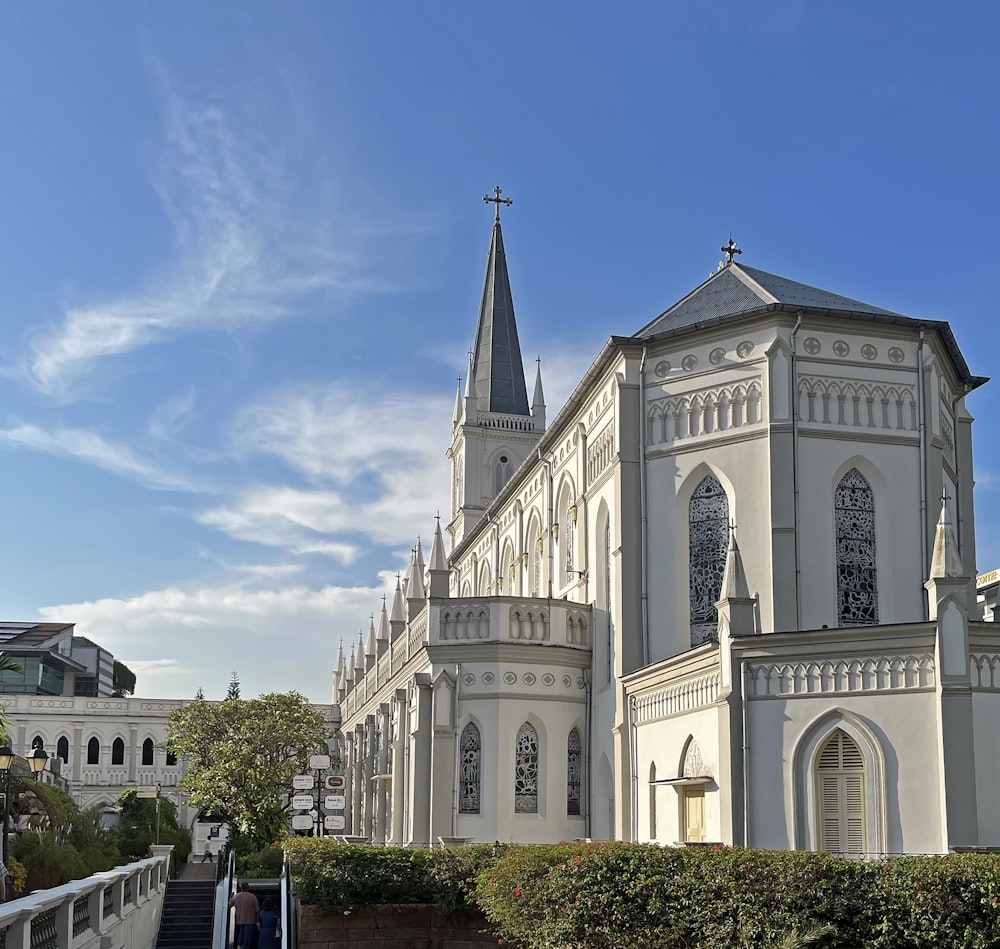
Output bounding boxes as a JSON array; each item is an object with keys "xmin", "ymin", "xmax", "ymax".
[
  {"xmin": 31, "ymin": 735, "xmax": 43, "ymax": 750},
  {"xmin": 514, "ymin": 722, "xmax": 539, "ymax": 814},
  {"xmin": 166, "ymin": 750, "xmax": 177, "ymax": 767},
  {"xmin": 495, "ymin": 454, "xmax": 512, "ymax": 494},
  {"xmin": 87, "ymin": 737, "xmax": 100, "ymax": 765},
  {"xmin": 142, "ymin": 738, "xmax": 155, "ymax": 766},
  {"xmin": 835, "ymin": 468, "xmax": 878, "ymax": 626},
  {"xmin": 689, "ymin": 475, "xmax": 730, "ymax": 646},
  {"xmin": 56, "ymin": 736, "xmax": 69, "ymax": 763},
  {"xmin": 815, "ymin": 729, "xmax": 866, "ymax": 854},
  {"xmin": 528, "ymin": 522, "xmax": 543, "ymax": 597},
  {"xmin": 459, "ymin": 723, "xmax": 481, "ymax": 814},
  {"xmin": 567, "ymin": 727, "xmax": 582, "ymax": 816},
  {"xmin": 563, "ymin": 507, "xmax": 576, "ymax": 583},
  {"xmin": 603, "ymin": 517, "xmax": 613, "ymax": 682},
  {"xmin": 111, "ymin": 738, "xmax": 125, "ymax": 766}
]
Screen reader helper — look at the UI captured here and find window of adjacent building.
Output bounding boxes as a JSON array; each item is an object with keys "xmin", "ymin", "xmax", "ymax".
[
  {"xmin": 689, "ymin": 475, "xmax": 730, "ymax": 646},
  {"xmin": 459, "ymin": 723, "xmax": 481, "ymax": 814},
  {"xmin": 514, "ymin": 722, "xmax": 539, "ymax": 814},
  {"xmin": 816, "ymin": 729, "xmax": 866, "ymax": 854},
  {"xmin": 142, "ymin": 738, "xmax": 155, "ymax": 766},
  {"xmin": 87, "ymin": 737, "xmax": 100, "ymax": 765},
  {"xmin": 112, "ymin": 738, "xmax": 125, "ymax": 766},
  {"xmin": 567, "ymin": 727, "xmax": 582, "ymax": 816},
  {"xmin": 166, "ymin": 750, "xmax": 177, "ymax": 767},
  {"xmin": 57, "ymin": 736, "xmax": 69, "ymax": 763},
  {"xmin": 835, "ymin": 468, "xmax": 878, "ymax": 626},
  {"xmin": 31, "ymin": 735, "xmax": 43, "ymax": 750}
]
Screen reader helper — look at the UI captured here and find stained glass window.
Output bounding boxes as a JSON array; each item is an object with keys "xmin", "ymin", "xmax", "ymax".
[
  {"xmin": 459, "ymin": 723, "xmax": 481, "ymax": 814},
  {"xmin": 835, "ymin": 468, "xmax": 878, "ymax": 626},
  {"xmin": 564, "ymin": 510, "xmax": 575, "ymax": 582},
  {"xmin": 689, "ymin": 475, "xmax": 730, "ymax": 646},
  {"xmin": 514, "ymin": 722, "xmax": 539, "ymax": 813},
  {"xmin": 567, "ymin": 727, "xmax": 582, "ymax": 815},
  {"xmin": 532, "ymin": 535, "xmax": 542, "ymax": 597}
]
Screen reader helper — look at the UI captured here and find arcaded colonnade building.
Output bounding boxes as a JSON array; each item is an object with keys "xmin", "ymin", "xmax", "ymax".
[{"xmin": 335, "ymin": 199, "xmax": 1000, "ymax": 855}]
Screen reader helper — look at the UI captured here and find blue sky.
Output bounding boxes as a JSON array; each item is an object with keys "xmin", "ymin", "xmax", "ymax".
[{"xmin": 0, "ymin": 2, "xmax": 998, "ymax": 701}]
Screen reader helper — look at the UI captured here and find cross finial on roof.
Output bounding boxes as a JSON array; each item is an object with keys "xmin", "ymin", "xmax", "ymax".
[
  {"xmin": 941, "ymin": 486, "xmax": 952, "ymax": 504},
  {"xmin": 721, "ymin": 237, "xmax": 742, "ymax": 265},
  {"xmin": 483, "ymin": 185, "xmax": 513, "ymax": 223}
]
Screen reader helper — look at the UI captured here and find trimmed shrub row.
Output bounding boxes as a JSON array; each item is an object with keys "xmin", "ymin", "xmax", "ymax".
[{"xmin": 284, "ymin": 841, "xmax": 1000, "ymax": 948}]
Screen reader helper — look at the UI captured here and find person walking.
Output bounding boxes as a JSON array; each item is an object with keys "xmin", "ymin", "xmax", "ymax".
[
  {"xmin": 228, "ymin": 882, "xmax": 260, "ymax": 949},
  {"xmin": 201, "ymin": 844, "xmax": 213, "ymax": 863},
  {"xmin": 257, "ymin": 896, "xmax": 280, "ymax": 949}
]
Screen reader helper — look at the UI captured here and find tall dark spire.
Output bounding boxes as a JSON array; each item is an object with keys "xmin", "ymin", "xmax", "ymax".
[{"xmin": 470, "ymin": 189, "xmax": 530, "ymax": 416}]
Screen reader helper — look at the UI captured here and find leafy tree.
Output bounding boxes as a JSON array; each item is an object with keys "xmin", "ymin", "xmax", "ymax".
[
  {"xmin": 16, "ymin": 781, "xmax": 80, "ymax": 843},
  {"xmin": 226, "ymin": 671, "xmax": 240, "ymax": 700},
  {"xmin": 112, "ymin": 661, "xmax": 136, "ymax": 697},
  {"xmin": 166, "ymin": 691, "xmax": 332, "ymax": 846},
  {"xmin": 117, "ymin": 788, "xmax": 191, "ymax": 862}
]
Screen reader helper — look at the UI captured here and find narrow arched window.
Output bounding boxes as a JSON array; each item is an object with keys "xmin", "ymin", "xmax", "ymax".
[
  {"xmin": 815, "ymin": 729, "xmax": 866, "ymax": 854},
  {"xmin": 564, "ymin": 509, "xmax": 576, "ymax": 582},
  {"xmin": 142, "ymin": 738, "xmax": 154, "ymax": 766},
  {"xmin": 87, "ymin": 737, "xmax": 100, "ymax": 765},
  {"xmin": 495, "ymin": 455, "xmax": 512, "ymax": 494},
  {"xmin": 604, "ymin": 518, "xmax": 613, "ymax": 682},
  {"xmin": 531, "ymin": 531, "xmax": 542, "ymax": 597},
  {"xmin": 31, "ymin": 735, "xmax": 43, "ymax": 750},
  {"xmin": 166, "ymin": 750, "xmax": 177, "ymax": 767},
  {"xmin": 459, "ymin": 723, "xmax": 481, "ymax": 814},
  {"xmin": 567, "ymin": 727, "xmax": 582, "ymax": 816},
  {"xmin": 689, "ymin": 475, "xmax": 730, "ymax": 646},
  {"xmin": 835, "ymin": 468, "xmax": 878, "ymax": 626},
  {"xmin": 514, "ymin": 722, "xmax": 539, "ymax": 814},
  {"xmin": 56, "ymin": 736, "xmax": 69, "ymax": 763},
  {"xmin": 111, "ymin": 738, "xmax": 125, "ymax": 766}
]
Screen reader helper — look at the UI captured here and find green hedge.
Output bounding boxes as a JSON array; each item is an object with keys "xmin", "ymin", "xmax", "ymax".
[{"xmin": 283, "ymin": 841, "xmax": 1000, "ymax": 948}]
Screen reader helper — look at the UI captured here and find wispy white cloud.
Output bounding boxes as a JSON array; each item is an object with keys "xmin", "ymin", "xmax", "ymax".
[
  {"xmin": 39, "ymin": 576, "xmax": 390, "ymax": 700},
  {"xmin": 0, "ymin": 423, "xmax": 207, "ymax": 493},
  {"xmin": 18, "ymin": 68, "xmax": 358, "ymax": 401}
]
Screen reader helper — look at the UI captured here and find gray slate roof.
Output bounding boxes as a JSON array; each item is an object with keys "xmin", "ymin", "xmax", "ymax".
[
  {"xmin": 636, "ymin": 262, "xmax": 902, "ymax": 337},
  {"xmin": 470, "ymin": 221, "xmax": 530, "ymax": 416}
]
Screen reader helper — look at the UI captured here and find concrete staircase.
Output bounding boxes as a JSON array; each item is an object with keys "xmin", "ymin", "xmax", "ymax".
[{"xmin": 155, "ymin": 879, "xmax": 216, "ymax": 949}]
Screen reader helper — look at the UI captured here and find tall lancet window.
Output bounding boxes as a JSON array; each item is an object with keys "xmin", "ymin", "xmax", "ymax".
[
  {"xmin": 563, "ymin": 507, "xmax": 576, "ymax": 583},
  {"xmin": 567, "ymin": 727, "xmax": 582, "ymax": 816},
  {"xmin": 495, "ymin": 454, "xmax": 512, "ymax": 494},
  {"xmin": 689, "ymin": 475, "xmax": 730, "ymax": 646},
  {"xmin": 459, "ymin": 723, "xmax": 481, "ymax": 814},
  {"xmin": 532, "ymin": 533, "xmax": 543, "ymax": 597},
  {"xmin": 816, "ymin": 729, "xmax": 866, "ymax": 854},
  {"xmin": 514, "ymin": 722, "xmax": 539, "ymax": 813},
  {"xmin": 835, "ymin": 468, "xmax": 878, "ymax": 626}
]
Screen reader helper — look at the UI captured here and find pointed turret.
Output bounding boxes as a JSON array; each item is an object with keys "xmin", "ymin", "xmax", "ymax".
[
  {"xmin": 453, "ymin": 376, "xmax": 464, "ymax": 426},
  {"xmin": 929, "ymin": 492, "xmax": 963, "ymax": 579},
  {"xmin": 531, "ymin": 356, "xmax": 546, "ymax": 430},
  {"xmin": 336, "ymin": 643, "xmax": 347, "ymax": 700},
  {"xmin": 407, "ymin": 545, "xmax": 426, "ymax": 620},
  {"xmin": 332, "ymin": 639, "xmax": 345, "ymax": 700},
  {"xmin": 415, "ymin": 536, "xmax": 426, "ymax": 586},
  {"xmin": 390, "ymin": 573, "xmax": 406, "ymax": 642},
  {"xmin": 428, "ymin": 515, "xmax": 450, "ymax": 598},
  {"xmin": 470, "ymin": 213, "xmax": 530, "ymax": 416},
  {"xmin": 715, "ymin": 528, "xmax": 756, "ymax": 691},
  {"xmin": 720, "ymin": 530, "xmax": 751, "ymax": 600},
  {"xmin": 344, "ymin": 643, "xmax": 356, "ymax": 690},
  {"xmin": 376, "ymin": 595, "xmax": 390, "ymax": 656},
  {"xmin": 365, "ymin": 615, "xmax": 377, "ymax": 669},
  {"xmin": 354, "ymin": 633, "xmax": 365, "ymax": 677}
]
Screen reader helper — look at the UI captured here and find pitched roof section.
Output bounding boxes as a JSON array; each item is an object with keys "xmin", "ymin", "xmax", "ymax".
[
  {"xmin": 636, "ymin": 262, "xmax": 902, "ymax": 338},
  {"xmin": 471, "ymin": 220, "xmax": 530, "ymax": 416}
]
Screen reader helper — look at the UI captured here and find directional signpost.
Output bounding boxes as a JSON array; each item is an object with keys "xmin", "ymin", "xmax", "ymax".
[
  {"xmin": 291, "ymin": 815, "xmax": 313, "ymax": 831},
  {"xmin": 324, "ymin": 795, "xmax": 345, "ymax": 811},
  {"xmin": 324, "ymin": 815, "xmax": 345, "ymax": 831},
  {"xmin": 291, "ymin": 794, "xmax": 315, "ymax": 811},
  {"xmin": 292, "ymin": 774, "xmax": 315, "ymax": 791}
]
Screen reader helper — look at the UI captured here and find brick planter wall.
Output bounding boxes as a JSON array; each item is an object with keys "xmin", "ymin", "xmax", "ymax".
[{"xmin": 298, "ymin": 903, "xmax": 502, "ymax": 949}]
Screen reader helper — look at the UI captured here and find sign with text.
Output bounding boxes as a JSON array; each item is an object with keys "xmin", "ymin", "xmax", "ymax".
[
  {"xmin": 308, "ymin": 754, "xmax": 331, "ymax": 771},
  {"xmin": 325, "ymin": 775, "xmax": 345, "ymax": 790},
  {"xmin": 291, "ymin": 794, "xmax": 315, "ymax": 811},
  {"xmin": 292, "ymin": 774, "xmax": 315, "ymax": 790},
  {"xmin": 325, "ymin": 815, "xmax": 346, "ymax": 831},
  {"xmin": 325, "ymin": 794, "xmax": 346, "ymax": 810},
  {"xmin": 290, "ymin": 815, "xmax": 314, "ymax": 831}
]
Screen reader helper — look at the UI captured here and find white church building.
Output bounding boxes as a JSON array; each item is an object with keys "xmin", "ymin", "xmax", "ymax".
[{"xmin": 334, "ymin": 198, "xmax": 998, "ymax": 856}]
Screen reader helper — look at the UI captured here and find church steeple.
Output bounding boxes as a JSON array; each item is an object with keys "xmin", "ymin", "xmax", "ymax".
[{"xmin": 471, "ymin": 188, "xmax": 530, "ymax": 417}]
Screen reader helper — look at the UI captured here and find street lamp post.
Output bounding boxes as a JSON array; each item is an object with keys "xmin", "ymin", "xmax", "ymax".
[
  {"xmin": 0, "ymin": 746, "xmax": 12, "ymax": 867},
  {"xmin": 27, "ymin": 748, "xmax": 47, "ymax": 781}
]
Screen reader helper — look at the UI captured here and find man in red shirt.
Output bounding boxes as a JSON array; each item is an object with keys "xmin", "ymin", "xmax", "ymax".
[{"xmin": 229, "ymin": 882, "xmax": 260, "ymax": 949}]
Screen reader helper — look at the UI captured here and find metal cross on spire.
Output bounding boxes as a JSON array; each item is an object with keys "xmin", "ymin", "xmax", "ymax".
[
  {"xmin": 721, "ymin": 237, "xmax": 742, "ymax": 264},
  {"xmin": 483, "ymin": 184, "xmax": 513, "ymax": 223}
]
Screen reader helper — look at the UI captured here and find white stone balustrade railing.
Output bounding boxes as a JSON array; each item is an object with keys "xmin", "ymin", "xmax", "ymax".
[{"xmin": 0, "ymin": 848, "xmax": 171, "ymax": 949}]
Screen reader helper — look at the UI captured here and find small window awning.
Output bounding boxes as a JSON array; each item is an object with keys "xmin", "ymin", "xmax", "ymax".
[{"xmin": 650, "ymin": 775, "xmax": 714, "ymax": 786}]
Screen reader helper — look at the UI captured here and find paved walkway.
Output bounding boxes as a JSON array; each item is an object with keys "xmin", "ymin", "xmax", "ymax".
[{"xmin": 178, "ymin": 860, "xmax": 218, "ymax": 882}]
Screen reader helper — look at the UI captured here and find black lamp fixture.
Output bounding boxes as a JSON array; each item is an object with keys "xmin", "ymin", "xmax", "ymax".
[
  {"xmin": 27, "ymin": 747, "xmax": 48, "ymax": 780},
  {"xmin": 0, "ymin": 745, "xmax": 13, "ymax": 866}
]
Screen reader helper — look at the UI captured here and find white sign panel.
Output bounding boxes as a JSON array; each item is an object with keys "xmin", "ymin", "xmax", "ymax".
[
  {"xmin": 291, "ymin": 794, "xmax": 315, "ymax": 811},
  {"xmin": 325, "ymin": 775, "xmax": 345, "ymax": 790},
  {"xmin": 309, "ymin": 754, "xmax": 331, "ymax": 771},
  {"xmin": 292, "ymin": 774, "xmax": 315, "ymax": 790},
  {"xmin": 291, "ymin": 815, "xmax": 314, "ymax": 831},
  {"xmin": 325, "ymin": 795, "xmax": 346, "ymax": 810},
  {"xmin": 325, "ymin": 815, "xmax": 346, "ymax": 831}
]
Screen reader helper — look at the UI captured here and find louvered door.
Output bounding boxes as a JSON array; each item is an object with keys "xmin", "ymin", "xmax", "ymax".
[
  {"xmin": 683, "ymin": 787, "xmax": 706, "ymax": 842},
  {"xmin": 816, "ymin": 730, "xmax": 866, "ymax": 855}
]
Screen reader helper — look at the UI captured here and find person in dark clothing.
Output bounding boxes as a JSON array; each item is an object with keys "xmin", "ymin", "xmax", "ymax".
[{"xmin": 257, "ymin": 896, "xmax": 280, "ymax": 949}]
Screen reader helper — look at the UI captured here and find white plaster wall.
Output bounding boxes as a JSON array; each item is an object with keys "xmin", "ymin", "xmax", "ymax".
[
  {"xmin": 972, "ymin": 691, "xmax": 1000, "ymax": 845},
  {"xmin": 747, "ymin": 691, "xmax": 942, "ymax": 853},
  {"xmin": 633, "ymin": 705, "xmax": 721, "ymax": 844}
]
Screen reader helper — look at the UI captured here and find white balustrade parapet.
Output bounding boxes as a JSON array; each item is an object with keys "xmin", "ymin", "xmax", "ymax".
[{"xmin": 0, "ymin": 849, "xmax": 171, "ymax": 949}]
